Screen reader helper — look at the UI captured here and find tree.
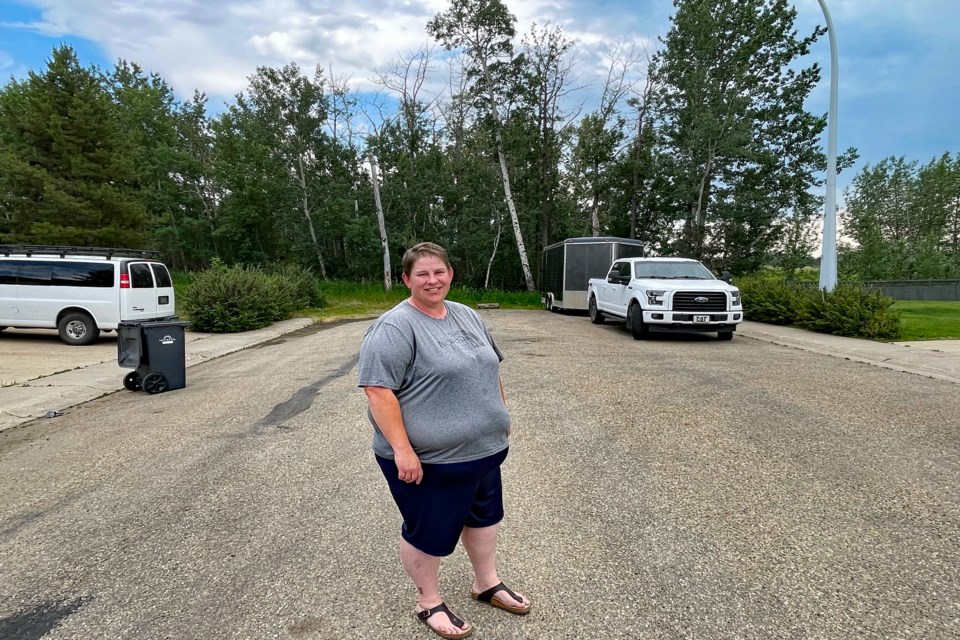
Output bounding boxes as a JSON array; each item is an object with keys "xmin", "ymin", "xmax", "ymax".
[
  {"xmin": 169, "ymin": 92, "xmax": 224, "ymax": 269},
  {"xmin": 106, "ymin": 60, "xmax": 211, "ymax": 268},
  {"xmin": 843, "ymin": 155, "xmax": 960, "ymax": 279},
  {"xmin": 569, "ymin": 41, "xmax": 641, "ymax": 237},
  {"xmin": 0, "ymin": 45, "xmax": 147, "ymax": 246},
  {"xmin": 914, "ymin": 153, "xmax": 960, "ymax": 260},
  {"xmin": 369, "ymin": 46, "xmax": 448, "ymax": 259},
  {"xmin": 428, "ymin": 0, "xmax": 537, "ymax": 291},
  {"xmin": 211, "ymin": 63, "xmax": 363, "ymax": 276},
  {"xmin": 367, "ymin": 152, "xmax": 392, "ymax": 289},
  {"xmin": 648, "ymin": 0, "xmax": 852, "ymax": 272},
  {"xmin": 515, "ymin": 24, "xmax": 580, "ymax": 255}
]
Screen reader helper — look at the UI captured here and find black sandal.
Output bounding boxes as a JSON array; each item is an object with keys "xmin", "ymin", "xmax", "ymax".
[
  {"xmin": 416, "ymin": 602, "xmax": 473, "ymax": 639},
  {"xmin": 471, "ymin": 582, "xmax": 532, "ymax": 615}
]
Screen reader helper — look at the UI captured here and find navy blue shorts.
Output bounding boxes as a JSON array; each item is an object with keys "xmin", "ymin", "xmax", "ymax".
[{"xmin": 376, "ymin": 447, "xmax": 509, "ymax": 557}]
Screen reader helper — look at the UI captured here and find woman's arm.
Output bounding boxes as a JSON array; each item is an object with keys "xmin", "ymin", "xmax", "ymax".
[
  {"xmin": 363, "ymin": 386, "xmax": 423, "ymax": 484},
  {"xmin": 499, "ymin": 375, "xmax": 512, "ymax": 437}
]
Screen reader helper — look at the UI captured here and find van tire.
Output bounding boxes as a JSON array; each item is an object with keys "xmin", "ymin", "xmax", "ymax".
[{"xmin": 58, "ymin": 312, "xmax": 98, "ymax": 346}]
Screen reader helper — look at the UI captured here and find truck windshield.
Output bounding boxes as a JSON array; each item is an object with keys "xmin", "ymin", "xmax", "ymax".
[{"xmin": 634, "ymin": 261, "xmax": 714, "ymax": 279}]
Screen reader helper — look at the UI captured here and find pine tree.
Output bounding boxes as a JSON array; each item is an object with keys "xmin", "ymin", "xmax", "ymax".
[{"xmin": 0, "ymin": 45, "xmax": 147, "ymax": 247}]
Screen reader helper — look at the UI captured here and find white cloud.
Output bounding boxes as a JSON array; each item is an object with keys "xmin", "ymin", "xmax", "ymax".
[
  {"xmin": 10, "ymin": 0, "xmax": 460, "ymax": 99},
  {"xmin": 8, "ymin": 0, "xmax": 663, "ymax": 104}
]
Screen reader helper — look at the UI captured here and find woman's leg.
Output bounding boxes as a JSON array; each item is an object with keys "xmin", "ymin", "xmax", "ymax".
[
  {"xmin": 399, "ymin": 537, "xmax": 471, "ymax": 635},
  {"xmin": 460, "ymin": 524, "xmax": 528, "ymax": 609}
]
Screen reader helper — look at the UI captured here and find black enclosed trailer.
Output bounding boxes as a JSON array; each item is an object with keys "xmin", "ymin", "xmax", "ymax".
[{"xmin": 540, "ymin": 237, "xmax": 645, "ymax": 311}]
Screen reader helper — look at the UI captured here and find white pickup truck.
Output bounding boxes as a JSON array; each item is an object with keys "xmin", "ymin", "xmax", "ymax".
[{"xmin": 587, "ymin": 257, "xmax": 743, "ymax": 340}]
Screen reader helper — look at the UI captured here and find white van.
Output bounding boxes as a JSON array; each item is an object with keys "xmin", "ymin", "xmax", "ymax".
[{"xmin": 0, "ymin": 245, "xmax": 176, "ymax": 345}]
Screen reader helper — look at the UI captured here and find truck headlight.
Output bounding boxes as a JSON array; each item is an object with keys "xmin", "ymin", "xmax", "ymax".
[
  {"xmin": 646, "ymin": 290, "xmax": 665, "ymax": 305},
  {"xmin": 731, "ymin": 290, "xmax": 742, "ymax": 307}
]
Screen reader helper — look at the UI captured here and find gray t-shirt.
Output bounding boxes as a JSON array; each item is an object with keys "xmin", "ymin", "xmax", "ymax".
[{"xmin": 358, "ymin": 300, "xmax": 510, "ymax": 463}]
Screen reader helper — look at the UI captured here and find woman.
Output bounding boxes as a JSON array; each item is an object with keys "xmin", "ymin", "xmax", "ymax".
[{"xmin": 358, "ymin": 242, "xmax": 530, "ymax": 639}]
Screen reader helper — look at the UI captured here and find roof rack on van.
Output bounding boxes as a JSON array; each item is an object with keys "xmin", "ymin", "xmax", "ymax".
[{"xmin": 0, "ymin": 244, "xmax": 161, "ymax": 260}]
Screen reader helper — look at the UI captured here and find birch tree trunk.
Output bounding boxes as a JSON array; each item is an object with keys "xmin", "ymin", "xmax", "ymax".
[
  {"xmin": 368, "ymin": 153, "xmax": 392, "ymax": 290},
  {"xmin": 485, "ymin": 63, "xmax": 536, "ymax": 292},
  {"xmin": 297, "ymin": 153, "xmax": 327, "ymax": 279},
  {"xmin": 484, "ymin": 219, "xmax": 502, "ymax": 289},
  {"xmin": 591, "ymin": 159, "xmax": 602, "ymax": 236}
]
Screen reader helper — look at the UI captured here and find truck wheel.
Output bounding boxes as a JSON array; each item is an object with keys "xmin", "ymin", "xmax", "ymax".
[
  {"xmin": 718, "ymin": 331, "xmax": 734, "ymax": 341},
  {"xmin": 58, "ymin": 312, "xmax": 98, "ymax": 346},
  {"xmin": 629, "ymin": 304, "xmax": 649, "ymax": 340},
  {"xmin": 589, "ymin": 296, "xmax": 605, "ymax": 324}
]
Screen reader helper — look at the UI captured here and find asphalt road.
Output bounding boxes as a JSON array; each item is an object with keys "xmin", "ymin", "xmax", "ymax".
[{"xmin": 0, "ymin": 311, "xmax": 957, "ymax": 639}]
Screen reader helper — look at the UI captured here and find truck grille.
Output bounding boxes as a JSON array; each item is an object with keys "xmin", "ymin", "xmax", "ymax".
[{"xmin": 672, "ymin": 291, "xmax": 727, "ymax": 312}]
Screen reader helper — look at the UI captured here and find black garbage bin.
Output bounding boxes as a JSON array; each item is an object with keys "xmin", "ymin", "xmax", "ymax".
[{"xmin": 117, "ymin": 320, "xmax": 190, "ymax": 394}]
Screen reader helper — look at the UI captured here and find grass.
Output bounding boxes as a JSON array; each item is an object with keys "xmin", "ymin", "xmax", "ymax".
[
  {"xmin": 303, "ymin": 280, "xmax": 543, "ymax": 322},
  {"xmin": 175, "ymin": 268, "xmax": 959, "ymax": 341},
  {"xmin": 893, "ymin": 301, "xmax": 960, "ymax": 341}
]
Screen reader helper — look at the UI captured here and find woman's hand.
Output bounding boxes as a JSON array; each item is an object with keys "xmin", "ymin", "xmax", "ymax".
[{"xmin": 395, "ymin": 448, "xmax": 423, "ymax": 484}]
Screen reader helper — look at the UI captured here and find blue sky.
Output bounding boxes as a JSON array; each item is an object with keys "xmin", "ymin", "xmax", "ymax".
[{"xmin": 1, "ymin": 0, "xmax": 958, "ymax": 200}]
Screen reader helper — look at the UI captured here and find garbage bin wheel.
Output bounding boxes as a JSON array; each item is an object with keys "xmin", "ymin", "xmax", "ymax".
[
  {"xmin": 142, "ymin": 373, "xmax": 169, "ymax": 395},
  {"xmin": 123, "ymin": 371, "xmax": 142, "ymax": 391}
]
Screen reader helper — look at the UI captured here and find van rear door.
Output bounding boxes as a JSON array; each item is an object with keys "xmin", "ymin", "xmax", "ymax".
[
  {"xmin": 122, "ymin": 262, "xmax": 158, "ymax": 321},
  {"xmin": 150, "ymin": 263, "xmax": 176, "ymax": 318}
]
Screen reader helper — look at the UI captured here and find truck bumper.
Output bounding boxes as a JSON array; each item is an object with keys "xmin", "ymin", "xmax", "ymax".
[{"xmin": 643, "ymin": 310, "xmax": 743, "ymax": 332}]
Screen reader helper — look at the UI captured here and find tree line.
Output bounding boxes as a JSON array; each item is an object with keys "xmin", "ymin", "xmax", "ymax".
[
  {"xmin": 841, "ymin": 154, "xmax": 960, "ymax": 280},
  {"xmin": 1, "ymin": 0, "xmax": 954, "ymax": 288}
]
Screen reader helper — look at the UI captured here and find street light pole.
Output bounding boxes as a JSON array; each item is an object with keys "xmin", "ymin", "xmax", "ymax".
[{"xmin": 818, "ymin": 0, "xmax": 839, "ymax": 291}]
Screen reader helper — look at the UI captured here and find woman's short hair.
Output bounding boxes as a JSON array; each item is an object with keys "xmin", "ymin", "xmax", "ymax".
[{"xmin": 402, "ymin": 242, "xmax": 451, "ymax": 276}]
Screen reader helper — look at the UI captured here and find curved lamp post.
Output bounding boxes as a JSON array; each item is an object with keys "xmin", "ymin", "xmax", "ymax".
[{"xmin": 818, "ymin": 0, "xmax": 839, "ymax": 291}]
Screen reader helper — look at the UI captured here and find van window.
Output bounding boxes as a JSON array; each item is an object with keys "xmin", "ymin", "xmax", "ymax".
[
  {"xmin": 18, "ymin": 262, "xmax": 53, "ymax": 286},
  {"xmin": 129, "ymin": 263, "xmax": 155, "ymax": 288},
  {"xmin": 0, "ymin": 259, "xmax": 116, "ymax": 287},
  {"xmin": 52, "ymin": 262, "xmax": 114, "ymax": 287},
  {"xmin": 150, "ymin": 263, "xmax": 172, "ymax": 288},
  {"xmin": 0, "ymin": 261, "xmax": 18, "ymax": 285}
]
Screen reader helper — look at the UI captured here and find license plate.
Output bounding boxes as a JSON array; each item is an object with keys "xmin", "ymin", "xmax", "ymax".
[{"xmin": 693, "ymin": 315, "xmax": 710, "ymax": 323}]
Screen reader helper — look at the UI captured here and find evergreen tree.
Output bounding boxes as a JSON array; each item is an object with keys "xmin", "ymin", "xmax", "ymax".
[{"xmin": 0, "ymin": 45, "xmax": 147, "ymax": 246}]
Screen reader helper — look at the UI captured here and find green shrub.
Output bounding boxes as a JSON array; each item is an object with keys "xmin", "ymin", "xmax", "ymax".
[
  {"xmin": 737, "ymin": 276, "xmax": 805, "ymax": 324},
  {"xmin": 266, "ymin": 263, "xmax": 328, "ymax": 309},
  {"xmin": 738, "ymin": 275, "xmax": 902, "ymax": 340},
  {"xmin": 797, "ymin": 284, "xmax": 902, "ymax": 340},
  {"xmin": 182, "ymin": 260, "xmax": 288, "ymax": 332}
]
